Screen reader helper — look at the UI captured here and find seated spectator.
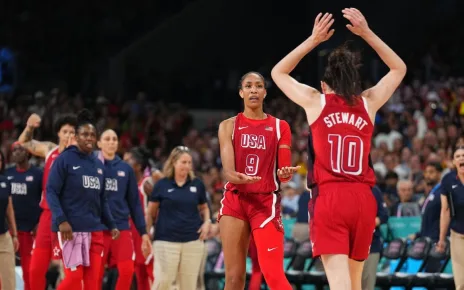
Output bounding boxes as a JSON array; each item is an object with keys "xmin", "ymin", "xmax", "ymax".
[
  {"xmin": 281, "ymin": 181, "xmax": 300, "ymax": 217},
  {"xmin": 391, "ymin": 180, "xmax": 421, "ymax": 217}
]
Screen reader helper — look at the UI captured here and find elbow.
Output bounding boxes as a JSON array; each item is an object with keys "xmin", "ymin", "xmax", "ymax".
[
  {"xmin": 393, "ymin": 62, "xmax": 407, "ymax": 77},
  {"xmin": 271, "ymin": 67, "xmax": 282, "ymax": 81}
]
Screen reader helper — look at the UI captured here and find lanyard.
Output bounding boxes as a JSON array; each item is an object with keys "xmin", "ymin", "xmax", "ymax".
[{"xmin": 421, "ymin": 183, "xmax": 441, "ymax": 214}]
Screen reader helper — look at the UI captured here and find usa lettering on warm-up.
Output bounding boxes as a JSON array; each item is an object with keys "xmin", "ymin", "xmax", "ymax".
[
  {"xmin": 323, "ymin": 112, "xmax": 368, "ymax": 130},
  {"xmin": 11, "ymin": 183, "xmax": 27, "ymax": 195},
  {"xmin": 241, "ymin": 134, "xmax": 266, "ymax": 149},
  {"xmin": 83, "ymin": 176, "xmax": 101, "ymax": 190},
  {"xmin": 105, "ymin": 178, "xmax": 118, "ymax": 192}
]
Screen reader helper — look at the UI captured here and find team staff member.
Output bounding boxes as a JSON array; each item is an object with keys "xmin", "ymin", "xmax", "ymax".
[
  {"xmin": 146, "ymin": 146, "xmax": 210, "ymax": 290},
  {"xmin": 361, "ymin": 186, "xmax": 388, "ymax": 290},
  {"xmin": 5, "ymin": 142, "xmax": 43, "ymax": 290},
  {"xmin": 46, "ymin": 109, "xmax": 120, "ymax": 290},
  {"xmin": 0, "ymin": 149, "xmax": 19, "ymax": 290},
  {"xmin": 18, "ymin": 113, "xmax": 77, "ymax": 290},
  {"xmin": 438, "ymin": 145, "xmax": 464, "ymax": 289},
  {"xmin": 96, "ymin": 130, "xmax": 151, "ymax": 290},
  {"xmin": 410, "ymin": 162, "xmax": 446, "ymax": 272}
]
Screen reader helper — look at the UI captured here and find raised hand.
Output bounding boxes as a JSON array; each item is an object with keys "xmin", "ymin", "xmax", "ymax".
[
  {"xmin": 342, "ymin": 8, "xmax": 370, "ymax": 37},
  {"xmin": 311, "ymin": 13, "xmax": 335, "ymax": 44},
  {"xmin": 27, "ymin": 113, "xmax": 41, "ymax": 129}
]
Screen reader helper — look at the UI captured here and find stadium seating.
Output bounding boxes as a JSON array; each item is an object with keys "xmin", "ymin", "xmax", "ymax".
[{"xmin": 203, "ymin": 217, "xmax": 457, "ymax": 289}]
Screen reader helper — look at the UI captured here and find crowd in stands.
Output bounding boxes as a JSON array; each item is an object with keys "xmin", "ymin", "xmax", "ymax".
[{"xmin": 2, "ymin": 76, "xmax": 464, "ymax": 221}]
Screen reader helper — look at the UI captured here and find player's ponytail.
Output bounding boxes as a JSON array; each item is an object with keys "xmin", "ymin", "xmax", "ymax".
[{"xmin": 322, "ymin": 43, "xmax": 362, "ymax": 105}]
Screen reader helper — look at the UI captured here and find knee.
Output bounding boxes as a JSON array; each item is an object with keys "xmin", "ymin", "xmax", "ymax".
[{"xmin": 225, "ymin": 270, "xmax": 246, "ymax": 289}]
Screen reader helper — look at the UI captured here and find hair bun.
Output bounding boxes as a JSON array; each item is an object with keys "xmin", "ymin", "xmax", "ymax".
[{"xmin": 77, "ymin": 109, "xmax": 94, "ymax": 125}]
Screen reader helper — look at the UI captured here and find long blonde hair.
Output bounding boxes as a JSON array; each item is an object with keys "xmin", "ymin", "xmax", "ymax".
[{"xmin": 163, "ymin": 146, "xmax": 195, "ymax": 180}]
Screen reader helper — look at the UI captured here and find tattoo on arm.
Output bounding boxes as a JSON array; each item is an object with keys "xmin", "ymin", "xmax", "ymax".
[
  {"xmin": 47, "ymin": 142, "xmax": 56, "ymax": 151},
  {"xmin": 22, "ymin": 141, "xmax": 36, "ymax": 152},
  {"xmin": 24, "ymin": 129, "xmax": 33, "ymax": 142}
]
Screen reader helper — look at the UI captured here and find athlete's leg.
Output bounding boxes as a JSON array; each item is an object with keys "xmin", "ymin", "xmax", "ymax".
[
  {"xmin": 349, "ymin": 259, "xmax": 366, "ymax": 290},
  {"xmin": 348, "ymin": 189, "xmax": 377, "ymax": 290},
  {"xmin": 115, "ymin": 260, "xmax": 135, "ymax": 290},
  {"xmin": 247, "ymin": 236, "xmax": 263, "ymax": 290},
  {"xmin": 310, "ymin": 185, "xmax": 353, "ymax": 290},
  {"xmin": 98, "ymin": 231, "xmax": 112, "ymax": 289},
  {"xmin": 253, "ymin": 223, "xmax": 292, "ymax": 290},
  {"xmin": 320, "ymin": 254, "xmax": 351, "ymax": 290},
  {"xmin": 134, "ymin": 263, "xmax": 150, "ymax": 290},
  {"xmin": 83, "ymin": 232, "xmax": 105, "ymax": 290},
  {"xmin": 18, "ymin": 231, "xmax": 34, "ymax": 290},
  {"xmin": 219, "ymin": 216, "xmax": 251, "ymax": 290},
  {"xmin": 146, "ymin": 260, "xmax": 154, "ymax": 287},
  {"xmin": 29, "ymin": 211, "xmax": 53, "ymax": 290},
  {"xmin": 57, "ymin": 266, "xmax": 83, "ymax": 290}
]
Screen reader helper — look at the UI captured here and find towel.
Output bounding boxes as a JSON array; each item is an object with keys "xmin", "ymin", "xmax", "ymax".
[{"xmin": 59, "ymin": 232, "xmax": 92, "ymax": 270}]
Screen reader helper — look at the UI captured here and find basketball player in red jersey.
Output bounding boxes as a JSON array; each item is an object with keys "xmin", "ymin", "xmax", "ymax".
[
  {"xmin": 218, "ymin": 72, "xmax": 299, "ymax": 290},
  {"xmin": 271, "ymin": 9, "xmax": 406, "ymax": 290},
  {"xmin": 18, "ymin": 113, "xmax": 77, "ymax": 290},
  {"xmin": 124, "ymin": 147, "xmax": 157, "ymax": 290}
]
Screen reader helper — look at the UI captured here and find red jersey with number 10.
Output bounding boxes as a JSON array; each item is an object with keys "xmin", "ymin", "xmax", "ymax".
[
  {"xmin": 225, "ymin": 113, "xmax": 291, "ymax": 194},
  {"xmin": 40, "ymin": 146, "xmax": 60, "ymax": 210},
  {"xmin": 309, "ymin": 94, "xmax": 376, "ymax": 187}
]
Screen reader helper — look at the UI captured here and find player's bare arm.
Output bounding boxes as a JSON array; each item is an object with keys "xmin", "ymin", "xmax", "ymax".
[
  {"xmin": 18, "ymin": 113, "xmax": 57, "ymax": 158},
  {"xmin": 343, "ymin": 8, "xmax": 407, "ymax": 119},
  {"xmin": 276, "ymin": 121, "xmax": 300, "ymax": 181},
  {"xmin": 218, "ymin": 117, "xmax": 261, "ymax": 184},
  {"xmin": 272, "ymin": 13, "xmax": 335, "ymax": 110}
]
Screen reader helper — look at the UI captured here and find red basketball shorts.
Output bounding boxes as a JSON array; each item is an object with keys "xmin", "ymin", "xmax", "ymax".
[
  {"xmin": 310, "ymin": 182, "xmax": 377, "ymax": 261},
  {"xmin": 102, "ymin": 230, "xmax": 135, "ymax": 267},
  {"xmin": 33, "ymin": 209, "xmax": 62, "ymax": 260},
  {"xmin": 217, "ymin": 191, "xmax": 284, "ymax": 233}
]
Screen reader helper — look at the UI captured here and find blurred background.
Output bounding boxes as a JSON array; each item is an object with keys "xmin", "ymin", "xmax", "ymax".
[{"xmin": 1, "ymin": 0, "xmax": 464, "ymax": 289}]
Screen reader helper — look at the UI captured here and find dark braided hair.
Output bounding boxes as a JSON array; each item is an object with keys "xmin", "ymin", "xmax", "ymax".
[{"xmin": 322, "ymin": 43, "xmax": 362, "ymax": 105}]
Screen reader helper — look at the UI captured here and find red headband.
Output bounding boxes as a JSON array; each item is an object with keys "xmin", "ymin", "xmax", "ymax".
[{"xmin": 11, "ymin": 141, "xmax": 23, "ymax": 150}]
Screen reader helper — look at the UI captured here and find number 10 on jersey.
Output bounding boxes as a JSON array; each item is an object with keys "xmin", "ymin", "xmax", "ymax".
[{"xmin": 328, "ymin": 134, "xmax": 363, "ymax": 175}]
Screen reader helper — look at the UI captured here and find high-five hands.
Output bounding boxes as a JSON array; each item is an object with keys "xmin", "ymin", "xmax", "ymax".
[
  {"xmin": 342, "ymin": 8, "xmax": 371, "ymax": 37},
  {"xmin": 311, "ymin": 8, "xmax": 371, "ymax": 43},
  {"xmin": 311, "ymin": 13, "xmax": 335, "ymax": 44}
]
